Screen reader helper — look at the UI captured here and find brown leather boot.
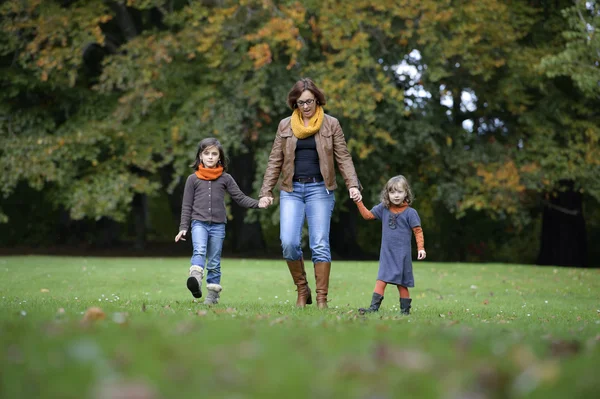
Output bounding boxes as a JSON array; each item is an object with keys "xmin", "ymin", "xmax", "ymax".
[
  {"xmin": 286, "ymin": 259, "xmax": 312, "ymax": 307},
  {"xmin": 314, "ymin": 262, "xmax": 331, "ymax": 309}
]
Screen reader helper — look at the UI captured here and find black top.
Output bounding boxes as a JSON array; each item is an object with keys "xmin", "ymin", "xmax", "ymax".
[{"xmin": 293, "ymin": 135, "xmax": 323, "ymax": 179}]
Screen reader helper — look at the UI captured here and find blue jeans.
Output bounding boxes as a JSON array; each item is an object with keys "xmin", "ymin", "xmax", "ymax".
[
  {"xmin": 280, "ymin": 181, "xmax": 335, "ymax": 263},
  {"xmin": 190, "ymin": 220, "xmax": 226, "ymax": 285}
]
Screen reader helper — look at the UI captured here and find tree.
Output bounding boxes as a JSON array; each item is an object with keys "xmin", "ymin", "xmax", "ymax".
[{"xmin": 1, "ymin": 0, "xmax": 598, "ymax": 266}]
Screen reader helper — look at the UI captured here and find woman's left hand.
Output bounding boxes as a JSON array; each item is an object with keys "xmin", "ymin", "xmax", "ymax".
[
  {"xmin": 417, "ymin": 250, "xmax": 426, "ymax": 260},
  {"xmin": 349, "ymin": 187, "xmax": 362, "ymax": 202}
]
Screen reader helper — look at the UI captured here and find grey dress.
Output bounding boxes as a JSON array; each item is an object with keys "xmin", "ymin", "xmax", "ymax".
[{"xmin": 371, "ymin": 203, "xmax": 421, "ymax": 287}]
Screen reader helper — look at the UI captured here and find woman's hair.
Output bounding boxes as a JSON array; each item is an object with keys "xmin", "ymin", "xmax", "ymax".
[
  {"xmin": 191, "ymin": 137, "xmax": 228, "ymax": 170},
  {"xmin": 380, "ymin": 175, "xmax": 414, "ymax": 208},
  {"xmin": 287, "ymin": 78, "xmax": 326, "ymax": 109}
]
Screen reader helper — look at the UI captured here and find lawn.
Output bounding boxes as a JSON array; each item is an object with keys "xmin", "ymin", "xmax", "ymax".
[{"xmin": 0, "ymin": 256, "xmax": 598, "ymax": 399}]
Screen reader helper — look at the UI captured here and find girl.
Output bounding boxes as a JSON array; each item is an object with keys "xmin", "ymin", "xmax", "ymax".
[
  {"xmin": 175, "ymin": 138, "xmax": 266, "ymax": 304},
  {"xmin": 355, "ymin": 175, "xmax": 426, "ymax": 315}
]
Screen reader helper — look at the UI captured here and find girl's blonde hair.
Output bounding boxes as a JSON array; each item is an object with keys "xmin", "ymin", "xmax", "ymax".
[{"xmin": 380, "ymin": 175, "xmax": 414, "ymax": 208}]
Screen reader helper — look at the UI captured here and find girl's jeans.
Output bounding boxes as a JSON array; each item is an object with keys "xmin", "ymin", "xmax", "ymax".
[
  {"xmin": 279, "ymin": 181, "xmax": 335, "ymax": 263},
  {"xmin": 191, "ymin": 220, "xmax": 226, "ymax": 285}
]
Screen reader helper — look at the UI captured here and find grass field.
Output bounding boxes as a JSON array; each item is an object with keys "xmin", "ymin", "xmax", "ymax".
[{"xmin": 0, "ymin": 256, "xmax": 598, "ymax": 399}]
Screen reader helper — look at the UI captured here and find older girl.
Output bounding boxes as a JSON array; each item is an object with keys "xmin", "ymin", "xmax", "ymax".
[
  {"xmin": 355, "ymin": 175, "xmax": 426, "ymax": 315},
  {"xmin": 176, "ymin": 138, "xmax": 266, "ymax": 304}
]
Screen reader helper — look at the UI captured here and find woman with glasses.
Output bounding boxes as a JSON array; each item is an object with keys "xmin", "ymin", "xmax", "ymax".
[
  {"xmin": 258, "ymin": 78, "xmax": 362, "ymax": 309},
  {"xmin": 354, "ymin": 175, "xmax": 426, "ymax": 315}
]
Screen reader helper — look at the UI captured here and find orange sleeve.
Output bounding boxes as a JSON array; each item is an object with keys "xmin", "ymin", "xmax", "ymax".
[
  {"xmin": 412, "ymin": 226, "xmax": 425, "ymax": 251},
  {"xmin": 355, "ymin": 201, "xmax": 376, "ymax": 220}
]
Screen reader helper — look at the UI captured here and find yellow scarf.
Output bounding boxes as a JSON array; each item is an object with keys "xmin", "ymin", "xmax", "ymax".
[{"xmin": 290, "ymin": 105, "xmax": 324, "ymax": 139}]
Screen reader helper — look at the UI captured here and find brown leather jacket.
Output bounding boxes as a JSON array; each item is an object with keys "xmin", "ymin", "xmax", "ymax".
[{"xmin": 259, "ymin": 113, "xmax": 361, "ymax": 198}]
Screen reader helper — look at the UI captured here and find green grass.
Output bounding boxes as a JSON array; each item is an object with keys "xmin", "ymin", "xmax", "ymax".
[{"xmin": 0, "ymin": 256, "xmax": 598, "ymax": 399}]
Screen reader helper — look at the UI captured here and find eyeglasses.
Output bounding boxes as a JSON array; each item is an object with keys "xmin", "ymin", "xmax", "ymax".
[
  {"xmin": 388, "ymin": 214, "xmax": 398, "ymax": 230},
  {"xmin": 296, "ymin": 99, "xmax": 315, "ymax": 107}
]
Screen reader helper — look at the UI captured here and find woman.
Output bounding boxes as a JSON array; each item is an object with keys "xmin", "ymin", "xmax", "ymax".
[{"xmin": 259, "ymin": 78, "xmax": 362, "ymax": 309}]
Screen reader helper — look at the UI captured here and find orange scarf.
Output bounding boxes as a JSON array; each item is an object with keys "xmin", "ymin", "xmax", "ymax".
[
  {"xmin": 195, "ymin": 165, "xmax": 223, "ymax": 180},
  {"xmin": 390, "ymin": 202, "xmax": 409, "ymax": 214}
]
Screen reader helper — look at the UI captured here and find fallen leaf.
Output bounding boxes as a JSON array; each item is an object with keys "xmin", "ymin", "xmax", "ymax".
[
  {"xmin": 40, "ymin": 288, "xmax": 50, "ymax": 293},
  {"xmin": 6, "ymin": 345, "xmax": 23, "ymax": 364},
  {"xmin": 174, "ymin": 322, "xmax": 194, "ymax": 334},
  {"xmin": 214, "ymin": 307, "xmax": 237, "ymax": 314},
  {"xmin": 269, "ymin": 317, "xmax": 286, "ymax": 325},
  {"xmin": 549, "ymin": 339, "xmax": 581, "ymax": 357},
  {"xmin": 373, "ymin": 343, "xmax": 433, "ymax": 371},
  {"xmin": 94, "ymin": 378, "xmax": 158, "ymax": 399},
  {"xmin": 82, "ymin": 307, "xmax": 106, "ymax": 323},
  {"xmin": 475, "ymin": 365, "xmax": 511, "ymax": 393}
]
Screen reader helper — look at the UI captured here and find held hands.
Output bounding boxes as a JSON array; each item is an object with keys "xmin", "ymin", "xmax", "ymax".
[
  {"xmin": 175, "ymin": 230, "xmax": 187, "ymax": 242},
  {"xmin": 258, "ymin": 197, "xmax": 274, "ymax": 208},
  {"xmin": 417, "ymin": 250, "xmax": 426, "ymax": 260},
  {"xmin": 349, "ymin": 187, "xmax": 362, "ymax": 202}
]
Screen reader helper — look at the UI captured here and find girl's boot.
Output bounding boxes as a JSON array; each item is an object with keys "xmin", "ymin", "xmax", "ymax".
[
  {"xmin": 204, "ymin": 284, "xmax": 222, "ymax": 305},
  {"xmin": 187, "ymin": 265, "xmax": 204, "ymax": 298},
  {"xmin": 400, "ymin": 298, "xmax": 412, "ymax": 315},
  {"xmin": 358, "ymin": 293, "xmax": 384, "ymax": 314}
]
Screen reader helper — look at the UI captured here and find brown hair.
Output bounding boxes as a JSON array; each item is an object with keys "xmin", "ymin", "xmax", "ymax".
[
  {"xmin": 191, "ymin": 137, "xmax": 228, "ymax": 170},
  {"xmin": 380, "ymin": 175, "xmax": 414, "ymax": 208},
  {"xmin": 286, "ymin": 78, "xmax": 326, "ymax": 109}
]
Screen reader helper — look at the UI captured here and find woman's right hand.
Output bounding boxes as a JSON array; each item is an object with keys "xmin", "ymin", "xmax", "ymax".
[
  {"xmin": 259, "ymin": 197, "xmax": 274, "ymax": 208},
  {"xmin": 175, "ymin": 230, "xmax": 187, "ymax": 242}
]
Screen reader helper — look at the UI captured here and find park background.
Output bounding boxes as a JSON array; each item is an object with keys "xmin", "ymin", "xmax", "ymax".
[
  {"xmin": 1, "ymin": 2, "xmax": 599, "ymax": 399},
  {"xmin": 1, "ymin": 0, "xmax": 599, "ymax": 266}
]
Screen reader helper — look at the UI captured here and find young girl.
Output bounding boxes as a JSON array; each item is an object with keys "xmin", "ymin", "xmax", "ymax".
[
  {"xmin": 175, "ymin": 138, "xmax": 266, "ymax": 304},
  {"xmin": 355, "ymin": 175, "xmax": 426, "ymax": 315}
]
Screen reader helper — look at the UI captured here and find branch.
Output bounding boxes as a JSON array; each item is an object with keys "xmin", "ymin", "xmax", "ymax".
[
  {"xmin": 108, "ymin": 2, "xmax": 138, "ymax": 41},
  {"xmin": 543, "ymin": 199, "xmax": 580, "ymax": 216}
]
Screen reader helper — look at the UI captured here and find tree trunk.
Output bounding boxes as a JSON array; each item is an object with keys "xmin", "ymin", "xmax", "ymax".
[
  {"xmin": 330, "ymin": 198, "xmax": 368, "ymax": 260},
  {"xmin": 227, "ymin": 151, "xmax": 266, "ymax": 255},
  {"xmin": 537, "ymin": 181, "xmax": 588, "ymax": 267},
  {"xmin": 132, "ymin": 193, "xmax": 148, "ymax": 250},
  {"xmin": 160, "ymin": 164, "xmax": 186, "ymax": 229}
]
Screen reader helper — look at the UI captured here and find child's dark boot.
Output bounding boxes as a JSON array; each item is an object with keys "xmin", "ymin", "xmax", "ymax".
[
  {"xmin": 187, "ymin": 265, "xmax": 204, "ymax": 298},
  {"xmin": 400, "ymin": 297, "xmax": 412, "ymax": 315},
  {"xmin": 358, "ymin": 293, "xmax": 384, "ymax": 314}
]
